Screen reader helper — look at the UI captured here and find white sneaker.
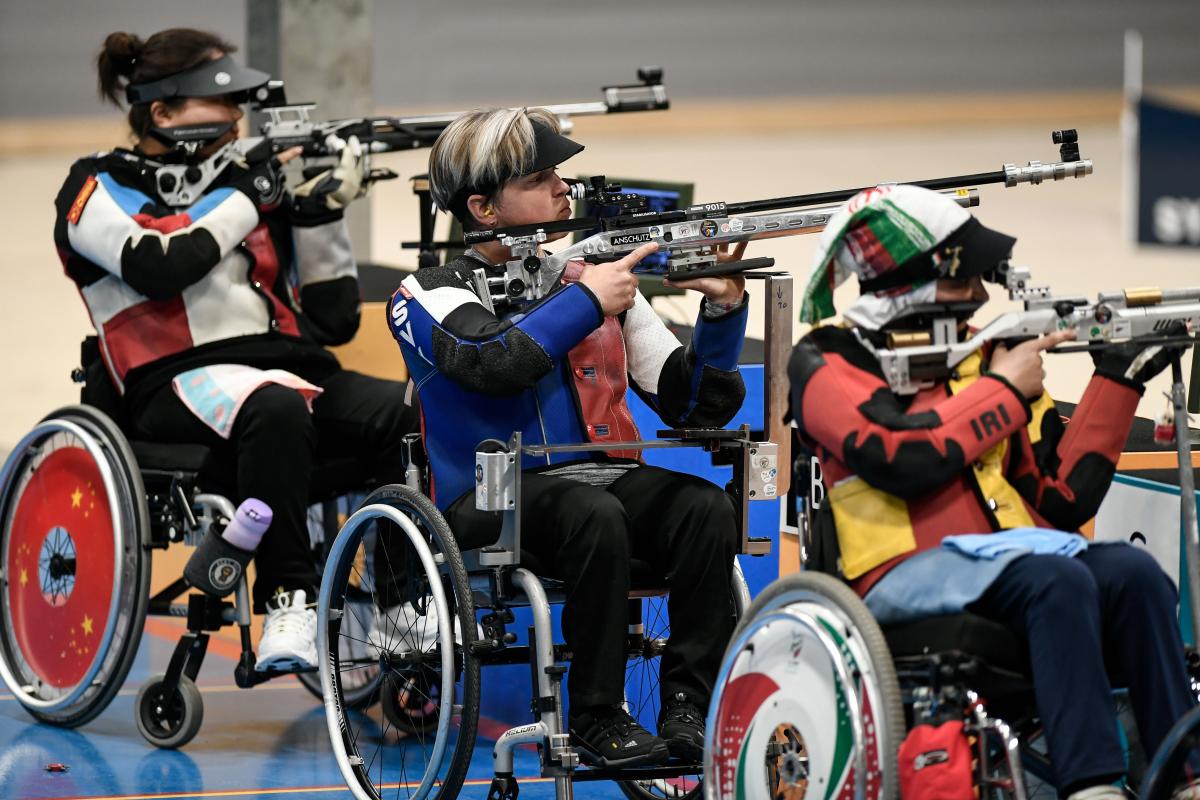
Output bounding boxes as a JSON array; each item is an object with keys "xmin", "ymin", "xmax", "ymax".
[
  {"xmin": 256, "ymin": 589, "xmax": 318, "ymax": 672},
  {"xmin": 366, "ymin": 600, "xmax": 442, "ymax": 657},
  {"xmin": 1066, "ymin": 786, "xmax": 1127, "ymax": 800},
  {"xmin": 1173, "ymin": 779, "xmax": 1200, "ymax": 800}
]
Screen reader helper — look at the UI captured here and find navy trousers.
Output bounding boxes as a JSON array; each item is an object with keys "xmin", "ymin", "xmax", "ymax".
[{"xmin": 967, "ymin": 544, "xmax": 1195, "ymax": 793}]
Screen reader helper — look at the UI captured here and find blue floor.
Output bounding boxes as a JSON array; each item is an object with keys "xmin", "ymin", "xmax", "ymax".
[{"xmin": 0, "ymin": 621, "xmax": 629, "ymax": 800}]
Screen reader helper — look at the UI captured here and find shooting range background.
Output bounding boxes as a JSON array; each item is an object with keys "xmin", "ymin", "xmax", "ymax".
[
  {"xmin": 0, "ymin": 4, "xmax": 1198, "ymax": 799},
  {"xmin": 1, "ymin": 0, "xmax": 1199, "ymax": 454}
]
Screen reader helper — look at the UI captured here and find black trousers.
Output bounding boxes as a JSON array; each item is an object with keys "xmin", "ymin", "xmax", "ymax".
[
  {"xmin": 447, "ymin": 465, "xmax": 739, "ymax": 712},
  {"xmin": 133, "ymin": 369, "xmax": 415, "ymax": 611},
  {"xmin": 966, "ymin": 545, "xmax": 1196, "ymax": 793}
]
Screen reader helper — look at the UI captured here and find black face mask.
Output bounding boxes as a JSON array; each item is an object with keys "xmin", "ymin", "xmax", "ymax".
[{"xmin": 144, "ymin": 122, "xmax": 237, "ymax": 157}]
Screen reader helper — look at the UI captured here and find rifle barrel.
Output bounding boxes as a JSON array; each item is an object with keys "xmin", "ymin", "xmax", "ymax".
[
  {"xmin": 726, "ymin": 173, "xmax": 999, "ymax": 215},
  {"xmin": 1097, "ymin": 287, "xmax": 1200, "ymax": 305}
]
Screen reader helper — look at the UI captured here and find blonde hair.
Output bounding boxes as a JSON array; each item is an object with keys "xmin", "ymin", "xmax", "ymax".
[{"xmin": 428, "ymin": 106, "xmax": 562, "ymax": 218}]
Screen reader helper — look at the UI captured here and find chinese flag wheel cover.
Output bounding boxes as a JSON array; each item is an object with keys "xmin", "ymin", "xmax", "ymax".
[{"xmin": 6, "ymin": 446, "xmax": 115, "ymax": 689}]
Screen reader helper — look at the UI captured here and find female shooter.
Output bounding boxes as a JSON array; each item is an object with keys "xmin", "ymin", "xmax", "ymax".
[
  {"xmin": 54, "ymin": 28, "xmax": 414, "ymax": 671},
  {"xmin": 389, "ymin": 107, "xmax": 748, "ymax": 767},
  {"xmin": 790, "ymin": 184, "xmax": 1196, "ymax": 799}
]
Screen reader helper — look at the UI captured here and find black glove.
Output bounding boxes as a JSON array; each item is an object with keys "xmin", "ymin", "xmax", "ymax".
[
  {"xmin": 291, "ymin": 134, "xmax": 367, "ymax": 225},
  {"xmin": 1092, "ymin": 320, "xmax": 1190, "ymax": 386},
  {"xmin": 228, "ymin": 140, "xmax": 286, "ymax": 209}
]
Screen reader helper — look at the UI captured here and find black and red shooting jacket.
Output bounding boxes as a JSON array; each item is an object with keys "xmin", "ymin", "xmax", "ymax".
[{"xmin": 789, "ymin": 325, "xmax": 1141, "ymax": 596}]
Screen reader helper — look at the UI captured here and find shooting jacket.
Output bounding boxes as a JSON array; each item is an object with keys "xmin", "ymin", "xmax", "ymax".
[
  {"xmin": 389, "ymin": 254, "xmax": 748, "ymax": 510},
  {"xmin": 790, "ymin": 325, "xmax": 1141, "ymax": 596},
  {"xmin": 53, "ymin": 149, "xmax": 359, "ymax": 410}
]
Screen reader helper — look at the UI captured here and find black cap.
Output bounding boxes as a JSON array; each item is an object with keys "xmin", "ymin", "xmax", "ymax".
[
  {"xmin": 859, "ymin": 216, "xmax": 1017, "ymax": 294},
  {"xmin": 125, "ymin": 54, "xmax": 271, "ymax": 105},
  {"xmin": 523, "ymin": 121, "xmax": 584, "ymax": 175},
  {"xmin": 447, "ymin": 121, "xmax": 584, "ymax": 219},
  {"xmin": 931, "ymin": 216, "xmax": 1017, "ymax": 282}
]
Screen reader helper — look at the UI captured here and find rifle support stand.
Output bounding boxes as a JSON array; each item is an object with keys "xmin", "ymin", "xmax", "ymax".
[{"xmin": 1172, "ymin": 356, "xmax": 1200, "ymax": 646}]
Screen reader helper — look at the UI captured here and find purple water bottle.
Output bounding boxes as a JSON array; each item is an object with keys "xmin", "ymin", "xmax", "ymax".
[
  {"xmin": 184, "ymin": 498, "xmax": 273, "ymax": 597},
  {"xmin": 221, "ymin": 498, "xmax": 272, "ymax": 551}
]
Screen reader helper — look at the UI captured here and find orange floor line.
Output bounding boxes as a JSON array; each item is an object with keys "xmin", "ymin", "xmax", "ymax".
[{"xmin": 43, "ymin": 775, "xmax": 552, "ymax": 800}]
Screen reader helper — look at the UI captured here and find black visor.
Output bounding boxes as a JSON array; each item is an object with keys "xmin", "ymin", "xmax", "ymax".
[
  {"xmin": 933, "ymin": 216, "xmax": 1017, "ymax": 282},
  {"xmin": 126, "ymin": 54, "xmax": 271, "ymax": 105},
  {"xmin": 524, "ymin": 121, "xmax": 584, "ymax": 175}
]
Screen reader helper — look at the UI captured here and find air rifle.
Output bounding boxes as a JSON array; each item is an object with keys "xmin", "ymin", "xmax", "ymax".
[
  {"xmin": 462, "ymin": 130, "xmax": 1092, "ymax": 311},
  {"xmin": 861, "ymin": 262, "xmax": 1200, "ymax": 395},
  {"xmin": 147, "ymin": 67, "xmax": 669, "ymax": 207}
]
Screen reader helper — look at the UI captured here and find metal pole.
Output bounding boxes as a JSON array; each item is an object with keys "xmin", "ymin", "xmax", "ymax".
[
  {"xmin": 758, "ymin": 273, "xmax": 792, "ymax": 497},
  {"xmin": 1171, "ymin": 357, "xmax": 1200, "ymax": 646},
  {"xmin": 246, "ymin": 0, "xmax": 374, "ymax": 262},
  {"xmin": 1122, "ymin": 29, "xmax": 1142, "ymax": 248}
]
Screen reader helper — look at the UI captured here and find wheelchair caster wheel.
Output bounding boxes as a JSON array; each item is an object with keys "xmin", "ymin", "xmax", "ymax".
[
  {"xmin": 135, "ymin": 673, "xmax": 204, "ymax": 749},
  {"xmin": 380, "ymin": 671, "xmax": 442, "ymax": 735},
  {"xmin": 487, "ymin": 773, "xmax": 519, "ymax": 800}
]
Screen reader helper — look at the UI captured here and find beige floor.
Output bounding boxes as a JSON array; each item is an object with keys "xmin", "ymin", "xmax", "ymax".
[{"xmin": 3, "ymin": 94, "xmax": 1198, "ymax": 452}]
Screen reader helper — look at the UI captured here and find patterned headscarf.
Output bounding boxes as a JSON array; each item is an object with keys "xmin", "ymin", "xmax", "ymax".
[{"xmin": 800, "ymin": 185, "xmax": 1005, "ymax": 329}]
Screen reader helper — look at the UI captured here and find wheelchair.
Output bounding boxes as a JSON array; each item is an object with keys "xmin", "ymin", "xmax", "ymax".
[
  {"xmin": 702, "ymin": 453, "xmax": 1200, "ymax": 800},
  {"xmin": 0, "ymin": 338, "xmax": 383, "ymax": 748},
  {"xmin": 316, "ymin": 424, "xmax": 785, "ymax": 800}
]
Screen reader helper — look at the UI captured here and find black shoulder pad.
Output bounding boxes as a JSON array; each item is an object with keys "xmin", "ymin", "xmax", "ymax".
[
  {"xmin": 806, "ymin": 326, "xmax": 887, "ymax": 379},
  {"xmin": 410, "ymin": 261, "xmax": 477, "ymax": 293}
]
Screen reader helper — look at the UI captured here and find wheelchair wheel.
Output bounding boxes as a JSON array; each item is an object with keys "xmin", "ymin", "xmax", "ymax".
[
  {"xmin": 0, "ymin": 404, "xmax": 151, "ymax": 727},
  {"xmin": 618, "ymin": 561, "xmax": 751, "ymax": 800},
  {"xmin": 1141, "ymin": 704, "xmax": 1200, "ymax": 800},
  {"xmin": 704, "ymin": 571, "xmax": 904, "ymax": 800},
  {"xmin": 135, "ymin": 673, "xmax": 204, "ymax": 749},
  {"xmin": 319, "ymin": 484, "xmax": 480, "ymax": 800}
]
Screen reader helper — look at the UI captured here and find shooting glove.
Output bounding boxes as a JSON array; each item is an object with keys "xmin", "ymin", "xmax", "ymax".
[
  {"xmin": 291, "ymin": 134, "xmax": 367, "ymax": 224},
  {"xmin": 1092, "ymin": 320, "xmax": 1190, "ymax": 387},
  {"xmin": 228, "ymin": 139, "xmax": 287, "ymax": 211}
]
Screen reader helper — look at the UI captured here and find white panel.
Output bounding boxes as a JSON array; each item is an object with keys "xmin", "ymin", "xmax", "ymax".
[{"xmin": 1094, "ymin": 478, "xmax": 1182, "ymax": 587}]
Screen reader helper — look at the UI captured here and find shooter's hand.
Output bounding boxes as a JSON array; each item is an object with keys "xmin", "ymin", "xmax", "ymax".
[
  {"xmin": 292, "ymin": 135, "xmax": 369, "ymax": 219},
  {"xmin": 1092, "ymin": 320, "xmax": 1191, "ymax": 386},
  {"xmin": 230, "ymin": 143, "xmax": 302, "ymax": 211},
  {"xmin": 664, "ymin": 241, "xmax": 747, "ymax": 304},
  {"xmin": 988, "ymin": 329, "xmax": 1076, "ymax": 398},
  {"xmin": 579, "ymin": 242, "xmax": 658, "ymax": 316}
]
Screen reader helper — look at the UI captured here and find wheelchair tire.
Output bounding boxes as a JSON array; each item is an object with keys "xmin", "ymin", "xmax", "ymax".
[
  {"xmin": 135, "ymin": 673, "xmax": 204, "ymax": 749},
  {"xmin": 618, "ymin": 560, "xmax": 751, "ymax": 800},
  {"xmin": 0, "ymin": 404, "xmax": 151, "ymax": 728},
  {"xmin": 1140, "ymin": 704, "xmax": 1200, "ymax": 800},
  {"xmin": 704, "ymin": 571, "xmax": 904, "ymax": 800},
  {"xmin": 319, "ymin": 484, "xmax": 480, "ymax": 800},
  {"xmin": 297, "ymin": 498, "xmax": 381, "ymax": 710}
]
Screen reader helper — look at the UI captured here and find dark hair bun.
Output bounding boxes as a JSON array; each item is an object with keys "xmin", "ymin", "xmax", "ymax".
[{"xmin": 101, "ymin": 32, "xmax": 144, "ymax": 77}]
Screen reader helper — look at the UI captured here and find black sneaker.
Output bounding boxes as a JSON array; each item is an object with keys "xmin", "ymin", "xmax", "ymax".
[
  {"xmin": 659, "ymin": 692, "xmax": 706, "ymax": 762},
  {"xmin": 569, "ymin": 705, "xmax": 670, "ymax": 767}
]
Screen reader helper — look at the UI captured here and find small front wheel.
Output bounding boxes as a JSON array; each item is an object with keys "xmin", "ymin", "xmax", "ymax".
[{"xmin": 135, "ymin": 673, "xmax": 204, "ymax": 749}]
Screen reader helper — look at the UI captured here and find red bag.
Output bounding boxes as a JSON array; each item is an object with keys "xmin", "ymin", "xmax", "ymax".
[{"xmin": 898, "ymin": 720, "xmax": 975, "ymax": 799}]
